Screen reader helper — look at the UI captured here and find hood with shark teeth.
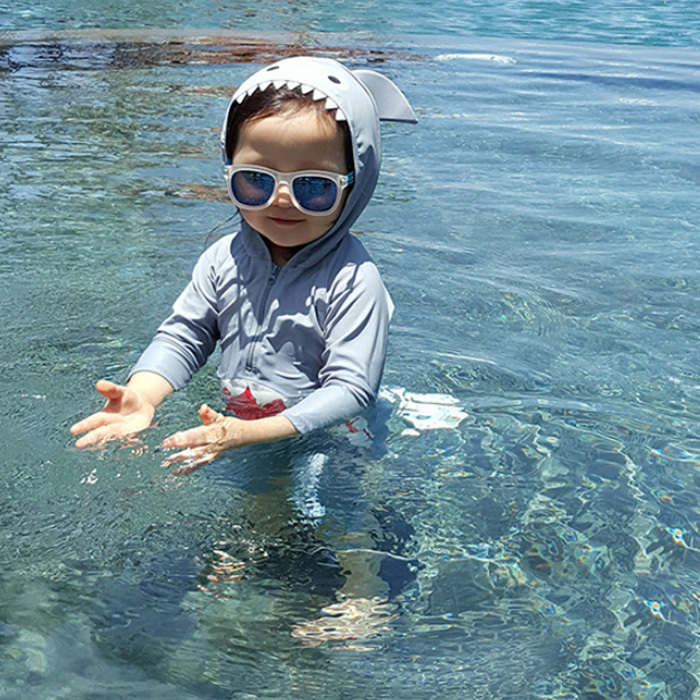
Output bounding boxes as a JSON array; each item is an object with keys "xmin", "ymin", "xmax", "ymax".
[{"xmin": 220, "ymin": 56, "xmax": 416, "ymax": 269}]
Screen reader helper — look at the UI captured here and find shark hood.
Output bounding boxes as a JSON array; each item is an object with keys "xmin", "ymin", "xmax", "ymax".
[{"xmin": 220, "ymin": 56, "xmax": 417, "ymax": 268}]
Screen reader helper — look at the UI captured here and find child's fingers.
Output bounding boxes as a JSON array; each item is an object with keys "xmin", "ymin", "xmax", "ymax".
[
  {"xmin": 70, "ymin": 411, "xmax": 117, "ymax": 436},
  {"xmin": 199, "ymin": 403, "xmax": 222, "ymax": 424},
  {"xmin": 70, "ymin": 418, "xmax": 88, "ymax": 435},
  {"xmin": 161, "ymin": 447, "xmax": 215, "ymax": 474},
  {"xmin": 161, "ymin": 426, "xmax": 213, "ymax": 450},
  {"xmin": 95, "ymin": 379, "xmax": 124, "ymax": 400},
  {"xmin": 160, "ymin": 447, "xmax": 197, "ymax": 466},
  {"xmin": 74, "ymin": 424, "xmax": 122, "ymax": 448}
]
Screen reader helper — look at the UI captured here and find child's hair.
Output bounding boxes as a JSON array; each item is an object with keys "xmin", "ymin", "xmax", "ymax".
[{"xmin": 225, "ymin": 85, "xmax": 354, "ymax": 172}]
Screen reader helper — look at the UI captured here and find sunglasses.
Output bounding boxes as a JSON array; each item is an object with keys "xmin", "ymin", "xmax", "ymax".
[{"xmin": 223, "ymin": 164, "xmax": 354, "ymax": 217}]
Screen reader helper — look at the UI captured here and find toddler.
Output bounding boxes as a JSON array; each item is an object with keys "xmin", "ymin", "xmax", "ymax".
[{"xmin": 71, "ymin": 55, "xmax": 416, "ymax": 474}]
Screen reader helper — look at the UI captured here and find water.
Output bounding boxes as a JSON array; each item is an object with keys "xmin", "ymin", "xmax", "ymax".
[
  {"xmin": 2, "ymin": 2, "xmax": 700, "ymax": 698},
  {"xmin": 2, "ymin": 1, "xmax": 700, "ymax": 47}
]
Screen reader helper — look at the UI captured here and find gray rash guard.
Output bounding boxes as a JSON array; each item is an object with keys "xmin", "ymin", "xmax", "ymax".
[{"xmin": 129, "ymin": 57, "xmax": 416, "ymax": 435}]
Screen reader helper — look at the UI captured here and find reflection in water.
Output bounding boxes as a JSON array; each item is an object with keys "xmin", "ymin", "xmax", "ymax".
[
  {"xmin": 52, "ymin": 435, "xmax": 419, "ymax": 693},
  {"xmin": 0, "ymin": 29, "xmax": 409, "ymax": 72}
]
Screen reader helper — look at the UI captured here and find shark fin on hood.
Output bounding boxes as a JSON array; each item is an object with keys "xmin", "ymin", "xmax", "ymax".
[{"xmin": 352, "ymin": 69, "xmax": 418, "ymax": 124}]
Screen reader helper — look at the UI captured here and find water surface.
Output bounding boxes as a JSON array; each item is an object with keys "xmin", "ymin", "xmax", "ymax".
[{"xmin": 1, "ymin": 14, "xmax": 700, "ymax": 700}]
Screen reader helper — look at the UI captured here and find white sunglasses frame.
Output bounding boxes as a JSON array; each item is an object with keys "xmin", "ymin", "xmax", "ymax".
[{"xmin": 223, "ymin": 164, "xmax": 354, "ymax": 217}]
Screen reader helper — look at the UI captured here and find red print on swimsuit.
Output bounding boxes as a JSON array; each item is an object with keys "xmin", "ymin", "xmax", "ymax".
[{"xmin": 223, "ymin": 386, "xmax": 287, "ymax": 420}]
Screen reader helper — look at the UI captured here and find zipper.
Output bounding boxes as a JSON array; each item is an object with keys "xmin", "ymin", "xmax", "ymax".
[{"xmin": 245, "ymin": 265, "xmax": 280, "ymax": 372}]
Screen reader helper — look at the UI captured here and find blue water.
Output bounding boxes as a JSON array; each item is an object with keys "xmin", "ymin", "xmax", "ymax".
[
  {"xmin": 2, "ymin": 2, "xmax": 700, "ymax": 699},
  {"xmin": 2, "ymin": 0, "xmax": 700, "ymax": 47}
]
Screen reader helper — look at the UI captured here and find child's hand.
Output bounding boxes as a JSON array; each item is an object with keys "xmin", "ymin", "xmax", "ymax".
[
  {"xmin": 70, "ymin": 379, "xmax": 156, "ymax": 448},
  {"xmin": 160, "ymin": 405, "xmax": 299, "ymax": 475},
  {"xmin": 160, "ymin": 404, "xmax": 244, "ymax": 475}
]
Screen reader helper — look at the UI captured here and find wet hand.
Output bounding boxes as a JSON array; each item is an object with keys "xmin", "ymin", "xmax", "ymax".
[
  {"xmin": 161, "ymin": 404, "xmax": 244, "ymax": 475},
  {"xmin": 70, "ymin": 379, "xmax": 155, "ymax": 448}
]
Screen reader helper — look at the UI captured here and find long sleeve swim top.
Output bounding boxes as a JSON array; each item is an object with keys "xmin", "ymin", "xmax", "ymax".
[{"xmin": 129, "ymin": 226, "xmax": 393, "ymax": 434}]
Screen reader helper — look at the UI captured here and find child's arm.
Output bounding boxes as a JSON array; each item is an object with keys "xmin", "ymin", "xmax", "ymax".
[
  {"xmin": 160, "ymin": 403, "xmax": 298, "ymax": 475},
  {"xmin": 70, "ymin": 372, "xmax": 173, "ymax": 448},
  {"xmin": 281, "ymin": 258, "xmax": 392, "ymax": 434}
]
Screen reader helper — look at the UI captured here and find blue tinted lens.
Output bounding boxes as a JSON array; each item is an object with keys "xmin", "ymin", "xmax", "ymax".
[
  {"xmin": 232, "ymin": 170, "xmax": 275, "ymax": 206},
  {"xmin": 293, "ymin": 176, "xmax": 338, "ymax": 212}
]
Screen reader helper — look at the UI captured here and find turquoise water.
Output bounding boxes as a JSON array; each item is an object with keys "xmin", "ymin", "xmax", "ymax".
[
  {"xmin": 3, "ymin": 0, "xmax": 700, "ymax": 46},
  {"xmin": 2, "ymin": 3, "xmax": 700, "ymax": 700}
]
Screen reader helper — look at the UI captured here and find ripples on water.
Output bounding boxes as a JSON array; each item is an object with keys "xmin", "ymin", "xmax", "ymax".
[
  {"xmin": 1, "ymin": 25, "xmax": 700, "ymax": 700},
  {"xmin": 2, "ymin": 0, "xmax": 700, "ymax": 46}
]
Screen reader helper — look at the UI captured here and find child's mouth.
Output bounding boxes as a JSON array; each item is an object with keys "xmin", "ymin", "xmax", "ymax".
[{"xmin": 269, "ymin": 216, "xmax": 304, "ymax": 226}]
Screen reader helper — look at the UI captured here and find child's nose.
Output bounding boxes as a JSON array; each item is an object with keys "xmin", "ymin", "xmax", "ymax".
[{"xmin": 273, "ymin": 183, "xmax": 293, "ymax": 208}]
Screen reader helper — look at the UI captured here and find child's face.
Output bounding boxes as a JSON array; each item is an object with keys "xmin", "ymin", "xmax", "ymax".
[{"xmin": 232, "ymin": 108, "xmax": 349, "ymax": 257}]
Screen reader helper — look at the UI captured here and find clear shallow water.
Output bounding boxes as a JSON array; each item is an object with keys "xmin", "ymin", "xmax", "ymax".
[
  {"xmin": 2, "ymin": 0, "xmax": 700, "ymax": 47},
  {"xmin": 2, "ymin": 15, "xmax": 700, "ymax": 700}
]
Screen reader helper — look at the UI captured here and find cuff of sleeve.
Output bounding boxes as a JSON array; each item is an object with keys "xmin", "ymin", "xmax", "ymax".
[{"xmin": 128, "ymin": 337, "xmax": 196, "ymax": 391}]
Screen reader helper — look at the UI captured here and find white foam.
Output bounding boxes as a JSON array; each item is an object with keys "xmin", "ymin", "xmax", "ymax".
[
  {"xmin": 381, "ymin": 387, "xmax": 469, "ymax": 431},
  {"xmin": 435, "ymin": 53, "xmax": 516, "ymax": 65}
]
